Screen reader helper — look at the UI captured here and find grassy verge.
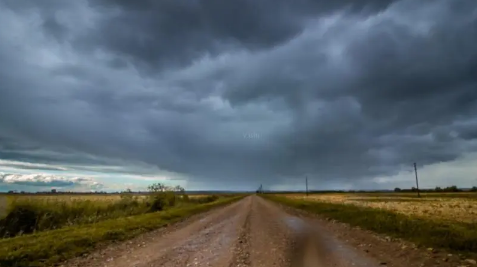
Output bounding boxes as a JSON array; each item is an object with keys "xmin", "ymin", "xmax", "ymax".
[
  {"xmin": 0, "ymin": 196, "xmax": 242, "ymax": 267},
  {"xmin": 263, "ymin": 195, "xmax": 477, "ymax": 253}
]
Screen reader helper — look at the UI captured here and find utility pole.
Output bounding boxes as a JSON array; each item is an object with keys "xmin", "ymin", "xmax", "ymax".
[
  {"xmin": 414, "ymin": 163, "xmax": 421, "ymax": 198},
  {"xmin": 305, "ymin": 176, "xmax": 308, "ymax": 196}
]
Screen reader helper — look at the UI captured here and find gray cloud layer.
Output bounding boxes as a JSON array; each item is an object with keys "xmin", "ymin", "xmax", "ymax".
[{"xmin": 1, "ymin": 0, "xmax": 477, "ymax": 190}]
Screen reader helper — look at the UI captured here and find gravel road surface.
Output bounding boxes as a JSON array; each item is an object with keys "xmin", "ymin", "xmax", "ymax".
[{"xmin": 65, "ymin": 196, "xmax": 466, "ymax": 267}]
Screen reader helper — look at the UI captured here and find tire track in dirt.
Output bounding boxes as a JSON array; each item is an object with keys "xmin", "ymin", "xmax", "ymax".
[
  {"xmin": 249, "ymin": 195, "xmax": 296, "ymax": 267},
  {"xmin": 229, "ymin": 199, "xmax": 252, "ymax": 267}
]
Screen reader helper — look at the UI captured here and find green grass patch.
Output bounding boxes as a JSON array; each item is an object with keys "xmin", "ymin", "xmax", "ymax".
[
  {"xmin": 264, "ymin": 195, "xmax": 477, "ymax": 253},
  {"xmin": 0, "ymin": 196, "xmax": 242, "ymax": 267}
]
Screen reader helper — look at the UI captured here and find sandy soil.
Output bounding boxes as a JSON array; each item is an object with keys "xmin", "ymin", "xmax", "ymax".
[{"xmin": 63, "ymin": 196, "xmax": 473, "ymax": 267}]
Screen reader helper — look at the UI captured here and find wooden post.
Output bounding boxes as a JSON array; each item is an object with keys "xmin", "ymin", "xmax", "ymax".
[{"xmin": 414, "ymin": 163, "xmax": 421, "ymax": 198}]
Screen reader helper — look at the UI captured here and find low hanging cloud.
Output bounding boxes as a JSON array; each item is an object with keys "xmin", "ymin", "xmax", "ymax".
[
  {"xmin": 0, "ymin": 159, "xmax": 68, "ymax": 171},
  {"xmin": 0, "ymin": 0, "xmax": 476, "ymax": 191},
  {"xmin": 0, "ymin": 173, "xmax": 104, "ymax": 189}
]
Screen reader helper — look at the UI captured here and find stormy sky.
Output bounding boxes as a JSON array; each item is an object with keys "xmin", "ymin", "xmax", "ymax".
[{"xmin": 1, "ymin": 0, "xmax": 477, "ymax": 192}]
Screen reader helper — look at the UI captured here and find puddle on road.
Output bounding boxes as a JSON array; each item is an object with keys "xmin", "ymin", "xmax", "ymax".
[
  {"xmin": 282, "ymin": 216, "xmax": 308, "ymax": 234},
  {"xmin": 281, "ymin": 215, "xmax": 381, "ymax": 267}
]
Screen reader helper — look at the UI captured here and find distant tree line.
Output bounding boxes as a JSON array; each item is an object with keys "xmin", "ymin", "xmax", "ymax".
[
  {"xmin": 394, "ymin": 185, "xmax": 477, "ymax": 193},
  {"xmin": 256, "ymin": 186, "xmax": 477, "ymax": 195},
  {"xmin": 6, "ymin": 190, "xmax": 113, "ymax": 195},
  {"xmin": 5, "ymin": 189, "xmax": 166, "ymax": 195},
  {"xmin": 4, "ymin": 184, "xmax": 188, "ymax": 195}
]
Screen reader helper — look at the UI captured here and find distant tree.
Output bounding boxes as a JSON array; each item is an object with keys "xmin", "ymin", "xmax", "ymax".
[
  {"xmin": 411, "ymin": 187, "xmax": 417, "ymax": 192},
  {"xmin": 470, "ymin": 186, "xmax": 477, "ymax": 192},
  {"xmin": 444, "ymin": 185, "xmax": 460, "ymax": 192},
  {"xmin": 435, "ymin": 187, "xmax": 443, "ymax": 192},
  {"xmin": 174, "ymin": 185, "xmax": 185, "ymax": 194},
  {"xmin": 148, "ymin": 183, "xmax": 166, "ymax": 192},
  {"xmin": 394, "ymin": 187, "xmax": 402, "ymax": 192},
  {"xmin": 146, "ymin": 183, "xmax": 180, "ymax": 211}
]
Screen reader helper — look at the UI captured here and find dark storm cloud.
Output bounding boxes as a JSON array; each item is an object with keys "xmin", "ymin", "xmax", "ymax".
[
  {"xmin": 0, "ymin": 0, "xmax": 477, "ymax": 190},
  {"xmin": 82, "ymin": 0, "xmax": 396, "ymax": 71}
]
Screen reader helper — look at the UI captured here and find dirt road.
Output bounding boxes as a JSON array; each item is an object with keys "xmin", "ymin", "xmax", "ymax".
[{"xmin": 65, "ymin": 196, "xmax": 461, "ymax": 267}]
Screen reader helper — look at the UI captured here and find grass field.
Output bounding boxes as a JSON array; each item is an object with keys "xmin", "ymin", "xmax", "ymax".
[{"xmin": 265, "ymin": 192, "xmax": 477, "ymax": 254}]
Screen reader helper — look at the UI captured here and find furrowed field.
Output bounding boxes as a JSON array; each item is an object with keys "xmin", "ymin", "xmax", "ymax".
[{"xmin": 266, "ymin": 192, "xmax": 477, "ymax": 254}]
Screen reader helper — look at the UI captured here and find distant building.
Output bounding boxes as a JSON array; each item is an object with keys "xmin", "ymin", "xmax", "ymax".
[{"xmin": 51, "ymin": 189, "xmax": 57, "ymax": 193}]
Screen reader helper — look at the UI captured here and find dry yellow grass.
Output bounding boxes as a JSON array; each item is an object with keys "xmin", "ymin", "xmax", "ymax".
[{"xmin": 284, "ymin": 193, "xmax": 477, "ymax": 223}]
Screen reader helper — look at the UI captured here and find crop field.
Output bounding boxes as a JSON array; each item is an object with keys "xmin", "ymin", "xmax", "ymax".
[{"xmin": 284, "ymin": 192, "xmax": 477, "ymax": 223}]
